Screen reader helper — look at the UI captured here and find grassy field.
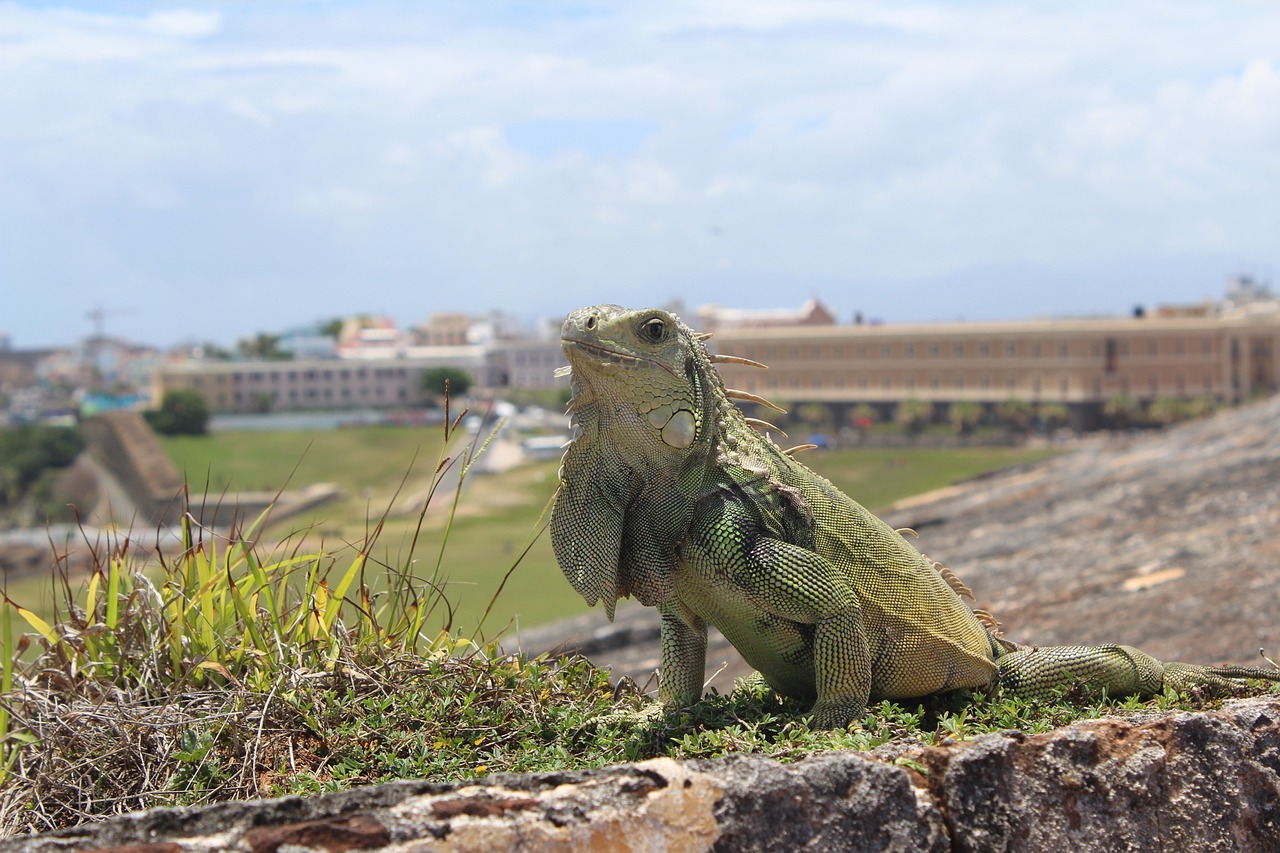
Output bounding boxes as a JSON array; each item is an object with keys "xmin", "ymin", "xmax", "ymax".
[
  {"xmin": 146, "ymin": 429, "xmax": 1060, "ymax": 636},
  {"xmin": 3, "ymin": 431, "xmax": 1059, "ymax": 637}
]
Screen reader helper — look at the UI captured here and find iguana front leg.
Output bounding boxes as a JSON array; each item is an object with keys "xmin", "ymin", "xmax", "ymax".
[
  {"xmin": 681, "ymin": 499, "xmax": 873, "ymax": 729},
  {"xmin": 656, "ymin": 603, "xmax": 708, "ymax": 709}
]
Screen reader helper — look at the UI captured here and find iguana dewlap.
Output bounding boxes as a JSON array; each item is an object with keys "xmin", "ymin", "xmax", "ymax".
[{"xmin": 549, "ymin": 304, "xmax": 1280, "ymax": 728}]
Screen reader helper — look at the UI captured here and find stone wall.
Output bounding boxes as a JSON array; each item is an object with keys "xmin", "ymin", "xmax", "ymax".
[
  {"xmin": 12, "ymin": 696, "xmax": 1280, "ymax": 851},
  {"xmin": 81, "ymin": 411, "xmax": 183, "ymax": 526}
]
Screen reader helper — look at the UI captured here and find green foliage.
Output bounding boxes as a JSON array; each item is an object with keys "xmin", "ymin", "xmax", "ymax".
[
  {"xmin": 1037, "ymin": 401, "xmax": 1070, "ymax": 430},
  {"xmin": 421, "ymin": 366, "xmax": 474, "ymax": 399},
  {"xmin": 849, "ymin": 403, "xmax": 878, "ymax": 428},
  {"xmin": 1146, "ymin": 396, "xmax": 1193, "ymax": 426},
  {"xmin": 1186, "ymin": 395, "xmax": 1219, "ymax": 419},
  {"xmin": 0, "ymin": 425, "xmax": 85, "ymax": 506},
  {"xmin": 1103, "ymin": 393, "xmax": 1142, "ymax": 428},
  {"xmin": 997, "ymin": 397, "xmax": 1033, "ymax": 432},
  {"xmin": 319, "ymin": 318, "xmax": 345, "ymax": 339},
  {"xmin": 948, "ymin": 401, "xmax": 984, "ymax": 435},
  {"xmin": 795, "ymin": 403, "xmax": 834, "ymax": 431},
  {"xmin": 893, "ymin": 398, "xmax": 934, "ymax": 434},
  {"xmin": 237, "ymin": 332, "xmax": 292, "ymax": 361},
  {"xmin": 146, "ymin": 389, "xmax": 211, "ymax": 436}
]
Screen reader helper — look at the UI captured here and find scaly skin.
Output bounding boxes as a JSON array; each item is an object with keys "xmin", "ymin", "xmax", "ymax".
[{"xmin": 550, "ymin": 304, "xmax": 1280, "ymax": 728}]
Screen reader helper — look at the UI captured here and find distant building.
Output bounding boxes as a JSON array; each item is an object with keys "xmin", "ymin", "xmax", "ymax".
[
  {"xmin": 492, "ymin": 339, "xmax": 566, "ymax": 389},
  {"xmin": 337, "ymin": 316, "xmax": 405, "ymax": 358},
  {"xmin": 712, "ymin": 289, "xmax": 1279, "ymax": 428},
  {"xmin": 152, "ymin": 351, "xmax": 491, "ymax": 414},
  {"xmin": 278, "ymin": 325, "xmax": 338, "ymax": 360},
  {"xmin": 148, "ymin": 283, "xmax": 1280, "ymax": 420},
  {"xmin": 36, "ymin": 337, "xmax": 162, "ymax": 395},
  {"xmin": 417, "ymin": 313, "xmax": 472, "ymax": 347},
  {"xmin": 696, "ymin": 298, "xmax": 836, "ymax": 333}
]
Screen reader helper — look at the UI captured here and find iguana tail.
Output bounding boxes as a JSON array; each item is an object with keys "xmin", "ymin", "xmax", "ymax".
[{"xmin": 994, "ymin": 644, "xmax": 1280, "ymax": 699}]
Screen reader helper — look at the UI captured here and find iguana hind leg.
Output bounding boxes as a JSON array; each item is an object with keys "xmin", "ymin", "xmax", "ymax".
[{"xmin": 997, "ymin": 644, "xmax": 1280, "ymax": 699}]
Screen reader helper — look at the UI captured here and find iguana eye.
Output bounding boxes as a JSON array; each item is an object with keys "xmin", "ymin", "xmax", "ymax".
[{"xmin": 640, "ymin": 317, "xmax": 666, "ymax": 342}]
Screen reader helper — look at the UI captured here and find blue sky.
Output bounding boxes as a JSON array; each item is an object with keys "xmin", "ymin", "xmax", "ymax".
[{"xmin": 2, "ymin": 1, "xmax": 1278, "ymax": 348}]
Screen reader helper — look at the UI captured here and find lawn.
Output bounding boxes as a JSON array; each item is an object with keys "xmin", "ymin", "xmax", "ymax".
[{"xmin": 152, "ymin": 429, "xmax": 1060, "ymax": 637}]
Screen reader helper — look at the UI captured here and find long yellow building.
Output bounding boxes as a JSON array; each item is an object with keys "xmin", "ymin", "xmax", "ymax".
[{"xmin": 711, "ymin": 305, "xmax": 1279, "ymax": 426}]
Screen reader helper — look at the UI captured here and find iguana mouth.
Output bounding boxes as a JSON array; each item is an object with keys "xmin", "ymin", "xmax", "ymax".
[{"xmin": 564, "ymin": 339, "xmax": 681, "ymax": 378}]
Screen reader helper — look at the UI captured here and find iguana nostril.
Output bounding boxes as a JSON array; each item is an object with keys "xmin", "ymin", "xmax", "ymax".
[{"xmin": 585, "ymin": 315, "xmax": 597, "ymax": 330}]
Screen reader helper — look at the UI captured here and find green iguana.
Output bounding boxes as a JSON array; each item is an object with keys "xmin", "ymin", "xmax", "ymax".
[{"xmin": 549, "ymin": 304, "xmax": 1280, "ymax": 729}]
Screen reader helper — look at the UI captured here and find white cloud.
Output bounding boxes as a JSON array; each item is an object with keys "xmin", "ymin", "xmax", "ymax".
[
  {"xmin": 1, "ymin": 1, "xmax": 1278, "ymax": 346},
  {"xmin": 144, "ymin": 10, "xmax": 221, "ymax": 39}
]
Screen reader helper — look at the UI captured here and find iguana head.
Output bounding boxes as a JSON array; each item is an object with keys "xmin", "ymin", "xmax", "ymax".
[
  {"xmin": 552, "ymin": 303, "xmax": 783, "ymax": 617},
  {"xmin": 560, "ymin": 304, "xmax": 714, "ymax": 456},
  {"xmin": 551, "ymin": 304, "xmax": 727, "ymax": 617}
]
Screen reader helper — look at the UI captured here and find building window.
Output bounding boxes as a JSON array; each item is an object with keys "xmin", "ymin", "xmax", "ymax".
[
  {"xmin": 1006, "ymin": 342, "xmax": 1016, "ymax": 356},
  {"xmin": 929, "ymin": 342, "xmax": 939, "ymax": 357},
  {"xmin": 954, "ymin": 342, "xmax": 964, "ymax": 356},
  {"xmin": 904, "ymin": 343, "xmax": 914, "ymax": 357},
  {"xmin": 1031, "ymin": 343, "xmax": 1041, "ymax": 358},
  {"xmin": 880, "ymin": 343, "xmax": 891, "ymax": 357},
  {"xmin": 979, "ymin": 342, "xmax": 989, "ymax": 356},
  {"xmin": 1059, "ymin": 342, "xmax": 1068, "ymax": 358}
]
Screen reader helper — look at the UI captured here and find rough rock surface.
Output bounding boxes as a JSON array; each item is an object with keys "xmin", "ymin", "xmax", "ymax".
[
  {"xmin": 13, "ymin": 696, "xmax": 1280, "ymax": 851},
  {"xmin": 518, "ymin": 395, "xmax": 1280, "ymax": 692}
]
